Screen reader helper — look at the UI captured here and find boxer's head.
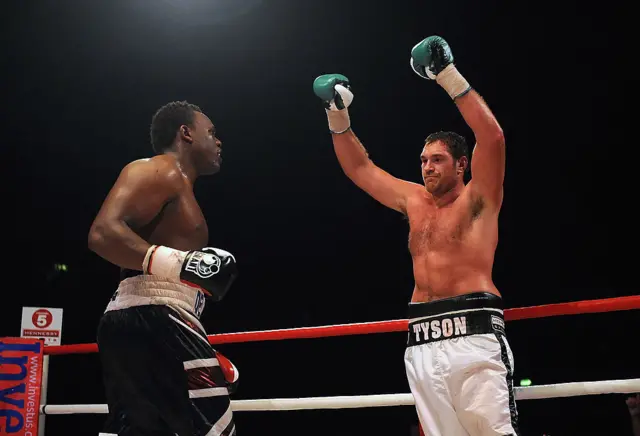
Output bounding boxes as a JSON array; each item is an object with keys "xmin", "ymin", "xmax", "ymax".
[
  {"xmin": 150, "ymin": 101, "xmax": 222, "ymax": 175},
  {"xmin": 421, "ymin": 131, "xmax": 468, "ymax": 195}
]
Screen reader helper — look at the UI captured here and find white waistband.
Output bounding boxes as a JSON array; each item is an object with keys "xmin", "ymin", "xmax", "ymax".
[{"xmin": 105, "ymin": 275, "xmax": 206, "ymax": 332}]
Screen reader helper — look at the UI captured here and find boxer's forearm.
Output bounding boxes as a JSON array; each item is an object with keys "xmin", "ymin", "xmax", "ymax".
[
  {"xmin": 454, "ymin": 90, "xmax": 504, "ymax": 147},
  {"xmin": 88, "ymin": 219, "xmax": 151, "ymax": 271},
  {"xmin": 332, "ymin": 129, "xmax": 371, "ymax": 178}
]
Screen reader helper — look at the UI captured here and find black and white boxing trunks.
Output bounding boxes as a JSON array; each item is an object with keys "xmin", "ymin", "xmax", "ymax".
[
  {"xmin": 404, "ymin": 292, "xmax": 519, "ymax": 436},
  {"xmin": 96, "ymin": 274, "xmax": 236, "ymax": 436}
]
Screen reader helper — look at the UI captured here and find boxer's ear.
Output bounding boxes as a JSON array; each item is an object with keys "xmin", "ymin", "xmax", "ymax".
[
  {"xmin": 457, "ymin": 156, "xmax": 468, "ymax": 174},
  {"xmin": 180, "ymin": 125, "xmax": 193, "ymax": 144}
]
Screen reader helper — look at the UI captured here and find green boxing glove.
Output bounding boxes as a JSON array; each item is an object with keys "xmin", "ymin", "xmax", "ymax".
[
  {"xmin": 410, "ymin": 35, "xmax": 472, "ymax": 100},
  {"xmin": 313, "ymin": 73, "xmax": 354, "ymax": 134}
]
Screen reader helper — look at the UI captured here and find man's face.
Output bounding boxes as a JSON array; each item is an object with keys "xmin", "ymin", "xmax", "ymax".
[
  {"xmin": 190, "ymin": 111, "xmax": 222, "ymax": 175},
  {"xmin": 420, "ymin": 140, "xmax": 462, "ymax": 195}
]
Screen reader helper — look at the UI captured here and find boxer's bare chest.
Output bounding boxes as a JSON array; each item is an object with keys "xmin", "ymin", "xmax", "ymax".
[
  {"xmin": 407, "ymin": 192, "xmax": 484, "ymax": 256},
  {"xmin": 144, "ymin": 187, "xmax": 209, "ymax": 251}
]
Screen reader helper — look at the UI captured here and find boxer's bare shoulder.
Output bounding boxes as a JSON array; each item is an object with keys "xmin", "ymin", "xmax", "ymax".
[
  {"xmin": 122, "ymin": 155, "xmax": 184, "ymax": 185},
  {"xmin": 97, "ymin": 156, "xmax": 184, "ymax": 224},
  {"xmin": 112, "ymin": 155, "xmax": 207, "ymax": 251}
]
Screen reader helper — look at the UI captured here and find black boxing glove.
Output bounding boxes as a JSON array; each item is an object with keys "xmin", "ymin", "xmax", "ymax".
[{"xmin": 143, "ymin": 245, "xmax": 237, "ymax": 301}]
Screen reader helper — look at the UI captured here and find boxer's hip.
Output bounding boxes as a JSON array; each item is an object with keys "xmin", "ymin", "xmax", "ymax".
[
  {"xmin": 406, "ymin": 292, "xmax": 505, "ymax": 347},
  {"xmin": 104, "ymin": 274, "xmax": 206, "ymax": 332}
]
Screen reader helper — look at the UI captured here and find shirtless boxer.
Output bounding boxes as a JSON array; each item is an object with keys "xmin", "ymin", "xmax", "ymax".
[
  {"xmin": 88, "ymin": 101, "xmax": 239, "ymax": 436},
  {"xmin": 313, "ymin": 36, "xmax": 517, "ymax": 435}
]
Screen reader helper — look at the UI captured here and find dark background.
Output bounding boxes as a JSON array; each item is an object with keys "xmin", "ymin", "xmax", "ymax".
[{"xmin": 2, "ymin": 0, "xmax": 636, "ymax": 435}]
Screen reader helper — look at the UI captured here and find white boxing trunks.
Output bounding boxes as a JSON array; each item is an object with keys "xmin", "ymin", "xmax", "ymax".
[{"xmin": 404, "ymin": 292, "xmax": 519, "ymax": 436}]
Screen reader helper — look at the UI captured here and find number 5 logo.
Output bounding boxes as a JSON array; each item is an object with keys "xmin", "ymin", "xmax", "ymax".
[{"xmin": 32, "ymin": 309, "xmax": 53, "ymax": 329}]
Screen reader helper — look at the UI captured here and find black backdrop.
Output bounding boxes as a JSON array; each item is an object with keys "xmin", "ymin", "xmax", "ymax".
[{"xmin": 2, "ymin": 0, "xmax": 635, "ymax": 435}]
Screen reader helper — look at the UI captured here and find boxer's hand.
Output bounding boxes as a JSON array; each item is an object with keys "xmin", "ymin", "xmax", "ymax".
[
  {"xmin": 143, "ymin": 245, "xmax": 238, "ymax": 302},
  {"xmin": 410, "ymin": 36, "xmax": 471, "ymax": 100},
  {"xmin": 627, "ymin": 394, "xmax": 640, "ymax": 416},
  {"xmin": 410, "ymin": 35, "xmax": 454, "ymax": 80},
  {"xmin": 313, "ymin": 73, "xmax": 353, "ymax": 134},
  {"xmin": 217, "ymin": 351, "xmax": 239, "ymax": 394},
  {"xmin": 313, "ymin": 73, "xmax": 353, "ymax": 111}
]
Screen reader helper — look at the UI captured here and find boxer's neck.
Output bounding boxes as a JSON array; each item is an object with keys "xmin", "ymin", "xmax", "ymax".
[
  {"xmin": 167, "ymin": 148, "xmax": 198, "ymax": 185},
  {"xmin": 428, "ymin": 181, "xmax": 464, "ymax": 208}
]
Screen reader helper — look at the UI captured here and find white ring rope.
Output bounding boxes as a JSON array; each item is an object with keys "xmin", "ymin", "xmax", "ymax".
[{"xmin": 41, "ymin": 378, "xmax": 640, "ymax": 415}]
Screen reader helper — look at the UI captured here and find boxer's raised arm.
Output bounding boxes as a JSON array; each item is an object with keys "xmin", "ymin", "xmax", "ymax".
[
  {"xmin": 332, "ymin": 130, "xmax": 421, "ymax": 214},
  {"xmin": 88, "ymin": 157, "xmax": 182, "ymax": 270},
  {"xmin": 410, "ymin": 36, "xmax": 505, "ymax": 209},
  {"xmin": 313, "ymin": 73, "xmax": 421, "ymax": 214},
  {"xmin": 456, "ymin": 90, "xmax": 505, "ymax": 208}
]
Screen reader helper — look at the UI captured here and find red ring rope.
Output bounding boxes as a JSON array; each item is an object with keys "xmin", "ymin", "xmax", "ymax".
[{"xmin": 44, "ymin": 295, "xmax": 640, "ymax": 356}]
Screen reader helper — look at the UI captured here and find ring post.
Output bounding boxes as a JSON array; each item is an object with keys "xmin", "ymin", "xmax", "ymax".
[{"xmin": 20, "ymin": 306, "xmax": 64, "ymax": 436}]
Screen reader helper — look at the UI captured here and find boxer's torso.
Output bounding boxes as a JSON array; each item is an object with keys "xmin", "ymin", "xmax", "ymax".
[
  {"xmin": 406, "ymin": 186, "xmax": 500, "ymax": 303},
  {"xmin": 111, "ymin": 172, "xmax": 210, "ymax": 322},
  {"xmin": 134, "ymin": 177, "xmax": 208, "ymax": 256}
]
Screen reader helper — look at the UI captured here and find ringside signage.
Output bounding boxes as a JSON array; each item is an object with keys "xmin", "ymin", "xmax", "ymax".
[
  {"xmin": 0, "ymin": 337, "xmax": 44, "ymax": 436},
  {"xmin": 20, "ymin": 308, "xmax": 63, "ymax": 346}
]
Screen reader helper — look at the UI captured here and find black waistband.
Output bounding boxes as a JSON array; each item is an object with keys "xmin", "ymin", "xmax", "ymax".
[
  {"xmin": 407, "ymin": 292, "xmax": 503, "ymax": 319},
  {"xmin": 407, "ymin": 309, "xmax": 505, "ymax": 346},
  {"xmin": 406, "ymin": 292, "xmax": 505, "ymax": 347}
]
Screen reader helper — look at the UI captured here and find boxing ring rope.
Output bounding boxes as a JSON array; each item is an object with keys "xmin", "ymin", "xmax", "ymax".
[
  {"xmin": 38, "ymin": 296, "xmax": 640, "ymax": 419},
  {"xmin": 41, "ymin": 378, "xmax": 640, "ymax": 415},
  {"xmin": 43, "ymin": 295, "xmax": 640, "ymax": 355}
]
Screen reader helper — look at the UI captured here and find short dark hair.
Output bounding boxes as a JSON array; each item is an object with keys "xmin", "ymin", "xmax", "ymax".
[
  {"xmin": 150, "ymin": 101, "xmax": 202, "ymax": 153},
  {"xmin": 424, "ymin": 131, "xmax": 469, "ymax": 162}
]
